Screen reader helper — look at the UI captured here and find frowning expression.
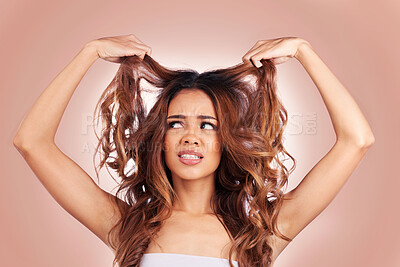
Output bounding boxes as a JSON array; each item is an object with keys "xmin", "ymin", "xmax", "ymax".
[{"xmin": 163, "ymin": 89, "xmax": 222, "ymax": 181}]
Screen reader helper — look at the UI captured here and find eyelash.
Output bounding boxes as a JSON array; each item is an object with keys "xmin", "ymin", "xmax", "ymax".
[{"xmin": 167, "ymin": 121, "xmax": 217, "ymax": 130}]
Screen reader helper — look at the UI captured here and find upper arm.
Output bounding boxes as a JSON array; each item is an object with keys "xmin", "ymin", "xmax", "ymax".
[
  {"xmin": 274, "ymin": 140, "xmax": 373, "ymax": 244},
  {"xmin": 14, "ymin": 142, "xmax": 128, "ymax": 249}
]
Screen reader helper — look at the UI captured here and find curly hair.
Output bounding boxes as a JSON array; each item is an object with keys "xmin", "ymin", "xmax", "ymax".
[{"xmin": 92, "ymin": 54, "xmax": 296, "ymax": 267}]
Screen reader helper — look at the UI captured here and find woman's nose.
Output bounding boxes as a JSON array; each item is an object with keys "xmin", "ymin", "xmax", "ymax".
[
  {"xmin": 181, "ymin": 124, "xmax": 200, "ymax": 145},
  {"xmin": 182, "ymin": 135, "xmax": 199, "ymax": 145}
]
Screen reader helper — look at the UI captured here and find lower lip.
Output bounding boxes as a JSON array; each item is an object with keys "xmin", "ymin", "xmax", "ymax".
[{"xmin": 178, "ymin": 155, "xmax": 203, "ymax": 165}]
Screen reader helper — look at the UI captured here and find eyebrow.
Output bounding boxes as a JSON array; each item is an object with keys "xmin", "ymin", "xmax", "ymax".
[{"xmin": 167, "ymin": 114, "xmax": 218, "ymax": 121}]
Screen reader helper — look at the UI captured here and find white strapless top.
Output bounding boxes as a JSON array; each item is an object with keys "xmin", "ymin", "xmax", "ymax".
[{"xmin": 140, "ymin": 253, "xmax": 239, "ymax": 266}]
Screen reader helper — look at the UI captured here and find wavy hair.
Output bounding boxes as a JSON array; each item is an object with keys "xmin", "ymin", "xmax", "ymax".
[{"xmin": 92, "ymin": 54, "xmax": 296, "ymax": 267}]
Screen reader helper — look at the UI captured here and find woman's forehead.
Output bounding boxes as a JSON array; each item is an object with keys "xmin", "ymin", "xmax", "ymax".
[{"xmin": 167, "ymin": 89, "xmax": 216, "ymax": 117}]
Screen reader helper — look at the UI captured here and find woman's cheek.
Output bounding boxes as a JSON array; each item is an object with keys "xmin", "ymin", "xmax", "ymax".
[{"xmin": 163, "ymin": 134, "xmax": 176, "ymax": 153}]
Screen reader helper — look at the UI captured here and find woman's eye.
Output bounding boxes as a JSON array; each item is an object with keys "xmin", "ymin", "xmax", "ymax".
[
  {"xmin": 167, "ymin": 121, "xmax": 216, "ymax": 130},
  {"xmin": 201, "ymin": 122, "xmax": 216, "ymax": 130},
  {"xmin": 168, "ymin": 121, "xmax": 183, "ymax": 129}
]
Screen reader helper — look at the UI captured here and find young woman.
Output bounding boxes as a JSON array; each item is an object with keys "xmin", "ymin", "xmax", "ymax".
[{"xmin": 13, "ymin": 34, "xmax": 375, "ymax": 267}]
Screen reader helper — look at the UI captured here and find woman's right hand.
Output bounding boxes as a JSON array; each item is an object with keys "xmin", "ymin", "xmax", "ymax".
[{"xmin": 86, "ymin": 34, "xmax": 152, "ymax": 63}]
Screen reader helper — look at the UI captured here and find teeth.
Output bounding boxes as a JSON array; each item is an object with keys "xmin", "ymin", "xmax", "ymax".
[{"xmin": 180, "ymin": 154, "xmax": 201, "ymax": 159}]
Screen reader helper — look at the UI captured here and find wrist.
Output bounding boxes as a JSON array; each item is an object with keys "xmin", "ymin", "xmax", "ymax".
[
  {"xmin": 294, "ymin": 39, "xmax": 312, "ymax": 61},
  {"xmin": 81, "ymin": 41, "xmax": 100, "ymax": 61}
]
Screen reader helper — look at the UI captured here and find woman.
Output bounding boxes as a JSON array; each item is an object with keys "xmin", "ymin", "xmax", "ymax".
[{"xmin": 13, "ymin": 34, "xmax": 375, "ymax": 267}]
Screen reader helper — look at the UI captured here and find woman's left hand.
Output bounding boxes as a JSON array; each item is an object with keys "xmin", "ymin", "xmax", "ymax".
[{"xmin": 242, "ymin": 37, "xmax": 309, "ymax": 67}]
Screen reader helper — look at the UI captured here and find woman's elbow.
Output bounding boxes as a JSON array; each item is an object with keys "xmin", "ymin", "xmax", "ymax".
[
  {"xmin": 336, "ymin": 132, "xmax": 375, "ymax": 148},
  {"xmin": 364, "ymin": 134, "xmax": 375, "ymax": 147},
  {"xmin": 358, "ymin": 133, "xmax": 375, "ymax": 148}
]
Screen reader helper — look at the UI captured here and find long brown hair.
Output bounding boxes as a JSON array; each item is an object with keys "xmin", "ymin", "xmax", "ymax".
[{"xmin": 93, "ymin": 54, "xmax": 296, "ymax": 267}]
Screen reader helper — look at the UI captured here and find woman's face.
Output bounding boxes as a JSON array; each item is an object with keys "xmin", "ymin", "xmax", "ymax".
[{"xmin": 163, "ymin": 89, "xmax": 222, "ymax": 182}]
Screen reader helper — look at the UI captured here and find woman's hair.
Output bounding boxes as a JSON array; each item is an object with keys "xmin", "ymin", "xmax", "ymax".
[{"xmin": 92, "ymin": 54, "xmax": 296, "ymax": 267}]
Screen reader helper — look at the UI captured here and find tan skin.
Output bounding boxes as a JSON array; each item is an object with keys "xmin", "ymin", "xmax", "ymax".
[
  {"xmin": 13, "ymin": 34, "xmax": 374, "ymax": 265},
  {"xmin": 144, "ymin": 89, "xmax": 234, "ymax": 259},
  {"xmin": 164, "ymin": 89, "xmax": 222, "ymax": 215}
]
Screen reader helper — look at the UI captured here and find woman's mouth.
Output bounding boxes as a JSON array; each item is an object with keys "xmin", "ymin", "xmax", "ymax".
[{"xmin": 178, "ymin": 154, "xmax": 203, "ymax": 165}]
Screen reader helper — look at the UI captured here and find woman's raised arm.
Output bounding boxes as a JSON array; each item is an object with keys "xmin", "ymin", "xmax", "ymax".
[
  {"xmin": 12, "ymin": 34, "xmax": 151, "ymax": 250},
  {"xmin": 242, "ymin": 37, "xmax": 375, "ymax": 257},
  {"xmin": 279, "ymin": 41, "xmax": 375, "ymax": 249}
]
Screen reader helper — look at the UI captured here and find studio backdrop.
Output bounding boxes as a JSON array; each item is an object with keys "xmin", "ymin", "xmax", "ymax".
[{"xmin": 1, "ymin": 0, "xmax": 398, "ymax": 266}]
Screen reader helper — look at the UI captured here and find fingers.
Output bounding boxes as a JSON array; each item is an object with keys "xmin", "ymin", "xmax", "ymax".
[
  {"xmin": 127, "ymin": 34, "xmax": 143, "ymax": 43},
  {"xmin": 96, "ymin": 34, "xmax": 153, "ymax": 63},
  {"xmin": 123, "ymin": 34, "xmax": 152, "ymax": 59},
  {"xmin": 133, "ymin": 42, "xmax": 152, "ymax": 53},
  {"xmin": 242, "ymin": 40, "xmax": 269, "ymax": 68},
  {"xmin": 132, "ymin": 43, "xmax": 152, "ymax": 60},
  {"xmin": 242, "ymin": 40, "xmax": 265, "ymax": 62},
  {"xmin": 251, "ymin": 55, "xmax": 264, "ymax": 68},
  {"xmin": 243, "ymin": 46, "xmax": 266, "ymax": 68}
]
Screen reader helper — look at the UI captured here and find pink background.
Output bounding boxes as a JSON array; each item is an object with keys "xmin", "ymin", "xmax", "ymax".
[{"xmin": 1, "ymin": 0, "xmax": 399, "ymax": 266}]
